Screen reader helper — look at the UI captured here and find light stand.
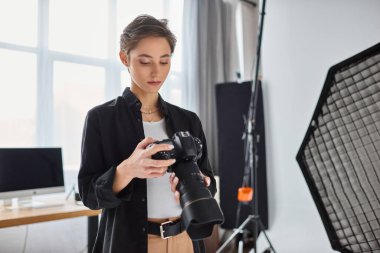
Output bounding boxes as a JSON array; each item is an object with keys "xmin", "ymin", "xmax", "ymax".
[{"xmin": 217, "ymin": 0, "xmax": 276, "ymax": 252}]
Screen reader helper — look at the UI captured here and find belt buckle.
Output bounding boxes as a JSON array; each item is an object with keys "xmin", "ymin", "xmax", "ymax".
[{"xmin": 160, "ymin": 220, "xmax": 174, "ymax": 239}]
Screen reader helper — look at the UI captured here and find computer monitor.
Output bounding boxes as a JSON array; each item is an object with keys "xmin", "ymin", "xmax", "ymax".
[{"xmin": 0, "ymin": 148, "xmax": 65, "ymax": 208}]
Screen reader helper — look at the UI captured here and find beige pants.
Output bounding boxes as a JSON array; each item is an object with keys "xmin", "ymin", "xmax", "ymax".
[{"xmin": 148, "ymin": 217, "xmax": 194, "ymax": 253}]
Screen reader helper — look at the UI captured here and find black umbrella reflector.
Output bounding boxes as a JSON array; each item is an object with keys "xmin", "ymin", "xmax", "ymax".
[{"xmin": 297, "ymin": 42, "xmax": 380, "ymax": 253}]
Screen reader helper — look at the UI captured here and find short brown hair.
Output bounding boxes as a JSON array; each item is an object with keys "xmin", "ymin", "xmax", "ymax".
[{"xmin": 120, "ymin": 15, "xmax": 177, "ymax": 54}]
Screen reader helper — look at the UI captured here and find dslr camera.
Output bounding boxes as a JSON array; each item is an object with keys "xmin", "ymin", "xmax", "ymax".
[{"xmin": 149, "ymin": 131, "xmax": 224, "ymax": 240}]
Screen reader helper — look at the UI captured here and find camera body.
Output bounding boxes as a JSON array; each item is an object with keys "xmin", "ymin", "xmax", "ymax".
[
  {"xmin": 149, "ymin": 131, "xmax": 224, "ymax": 240},
  {"xmin": 151, "ymin": 131, "xmax": 202, "ymax": 170}
]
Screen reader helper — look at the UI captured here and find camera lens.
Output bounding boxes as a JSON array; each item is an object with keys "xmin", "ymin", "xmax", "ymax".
[{"xmin": 150, "ymin": 131, "xmax": 224, "ymax": 240}]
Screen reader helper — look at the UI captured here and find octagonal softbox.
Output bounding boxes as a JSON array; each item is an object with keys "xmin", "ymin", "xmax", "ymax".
[{"xmin": 296, "ymin": 42, "xmax": 380, "ymax": 253}]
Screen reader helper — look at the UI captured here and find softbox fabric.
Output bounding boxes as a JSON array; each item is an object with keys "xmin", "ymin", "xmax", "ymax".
[
  {"xmin": 215, "ymin": 81, "xmax": 268, "ymax": 231},
  {"xmin": 297, "ymin": 42, "xmax": 380, "ymax": 253}
]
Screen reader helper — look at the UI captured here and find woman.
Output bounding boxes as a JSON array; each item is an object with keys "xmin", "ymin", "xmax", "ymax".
[{"xmin": 78, "ymin": 15, "xmax": 216, "ymax": 253}]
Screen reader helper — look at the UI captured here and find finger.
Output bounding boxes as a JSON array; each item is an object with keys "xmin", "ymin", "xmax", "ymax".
[
  {"xmin": 174, "ymin": 191, "xmax": 180, "ymax": 203},
  {"xmin": 144, "ymin": 158, "xmax": 176, "ymax": 167},
  {"xmin": 169, "ymin": 173, "xmax": 175, "ymax": 183},
  {"xmin": 199, "ymin": 171, "xmax": 211, "ymax": 186},
  {"xmin": 136, "ymin": 137, "xmax": 157, "ymax": 149},
  {"xmin": 144, "ymin": 166, "xmax": 168, "ymax": 175},
  {"xmin": 204, "ymin": 176, "xmax": 211, "ymax": 187},
  {"xmin": 145, "ymin": 143, "xmax": 174, "ymax": 156},
  {"xmin": 145, "ymin": 172, "xmax": 166, "ymax": 178},
  {"xmin": 171, "ymin": 177, "xmax": 179, "ymax": 192}
]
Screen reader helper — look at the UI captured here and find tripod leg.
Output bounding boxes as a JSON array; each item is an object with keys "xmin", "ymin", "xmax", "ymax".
[
  {"xmin": 238, "ymin": 238, "xmax": 244, "ymax": 253},
  {"xmin": 216, "ymin": 216, "xmax": 254, "ymax": 253},
  {"xmin": 257, "ymin": 218, "xmax": 276, "ymax": 253}
]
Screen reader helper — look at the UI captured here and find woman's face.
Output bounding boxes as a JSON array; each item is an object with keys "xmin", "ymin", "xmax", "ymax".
[{"xmin": 122, "ymin": 36, "xmax": 172, "ymax": 94}]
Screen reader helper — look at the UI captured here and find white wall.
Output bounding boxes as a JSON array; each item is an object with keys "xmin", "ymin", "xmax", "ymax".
[{"xmin": 259, "ymin": 0, "xmax": 380, "ymax": 252}]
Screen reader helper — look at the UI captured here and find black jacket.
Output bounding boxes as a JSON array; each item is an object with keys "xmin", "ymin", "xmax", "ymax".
[{"xmin": 78, "ymin": 87, "xmax": 216, "ymax": 253}]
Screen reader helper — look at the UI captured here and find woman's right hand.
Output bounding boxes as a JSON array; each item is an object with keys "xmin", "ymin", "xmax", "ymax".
[
  {"xmin": 113, "ymin": 137, "xmax": 176, "ymax": 193},
  {"xmin": 121, "ymin": 137, "xmax": 176, "ymax": 178}
]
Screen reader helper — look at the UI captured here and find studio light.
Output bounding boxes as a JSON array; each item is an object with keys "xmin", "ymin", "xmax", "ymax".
[{"xmin": 297, "ymin": 42, "xmax": 380, "ymax": 253}]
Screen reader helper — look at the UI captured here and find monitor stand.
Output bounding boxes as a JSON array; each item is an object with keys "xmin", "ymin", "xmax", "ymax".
[{"xmin": 2, "ymin": 196, "xmax": 64, "ymax": 210}]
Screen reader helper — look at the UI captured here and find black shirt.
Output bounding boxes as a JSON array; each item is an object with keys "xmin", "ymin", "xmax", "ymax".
[{"xmin": 78, "ymin": 88, "xmax": 216, "ymax": 253}]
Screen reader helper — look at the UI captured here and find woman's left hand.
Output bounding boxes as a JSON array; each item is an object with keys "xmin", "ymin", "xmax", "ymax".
[{"xmin": 169, "ymin": 172, "xmax": 211, "ymax": 203}]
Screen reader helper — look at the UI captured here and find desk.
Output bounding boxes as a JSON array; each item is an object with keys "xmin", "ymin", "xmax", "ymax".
[{"xmin": 0, "ymin": 200, "xmax": 101, "ymax": 251}]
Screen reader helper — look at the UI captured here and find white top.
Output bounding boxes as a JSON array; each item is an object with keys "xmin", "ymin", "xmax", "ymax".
[{"xmin": 143, "ymin": 118, "xmax": 182, "ymax": 218}]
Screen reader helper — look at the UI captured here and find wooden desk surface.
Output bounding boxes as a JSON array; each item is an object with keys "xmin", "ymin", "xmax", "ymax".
[{"xmin": 0, "ymin": 200, "xmax": 101, "ymax": 228}]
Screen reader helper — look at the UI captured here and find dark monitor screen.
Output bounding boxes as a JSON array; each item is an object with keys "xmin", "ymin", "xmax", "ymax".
[{"xmin": 0, "ymin": 148, "xmax": 64, "ymax": 196}]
